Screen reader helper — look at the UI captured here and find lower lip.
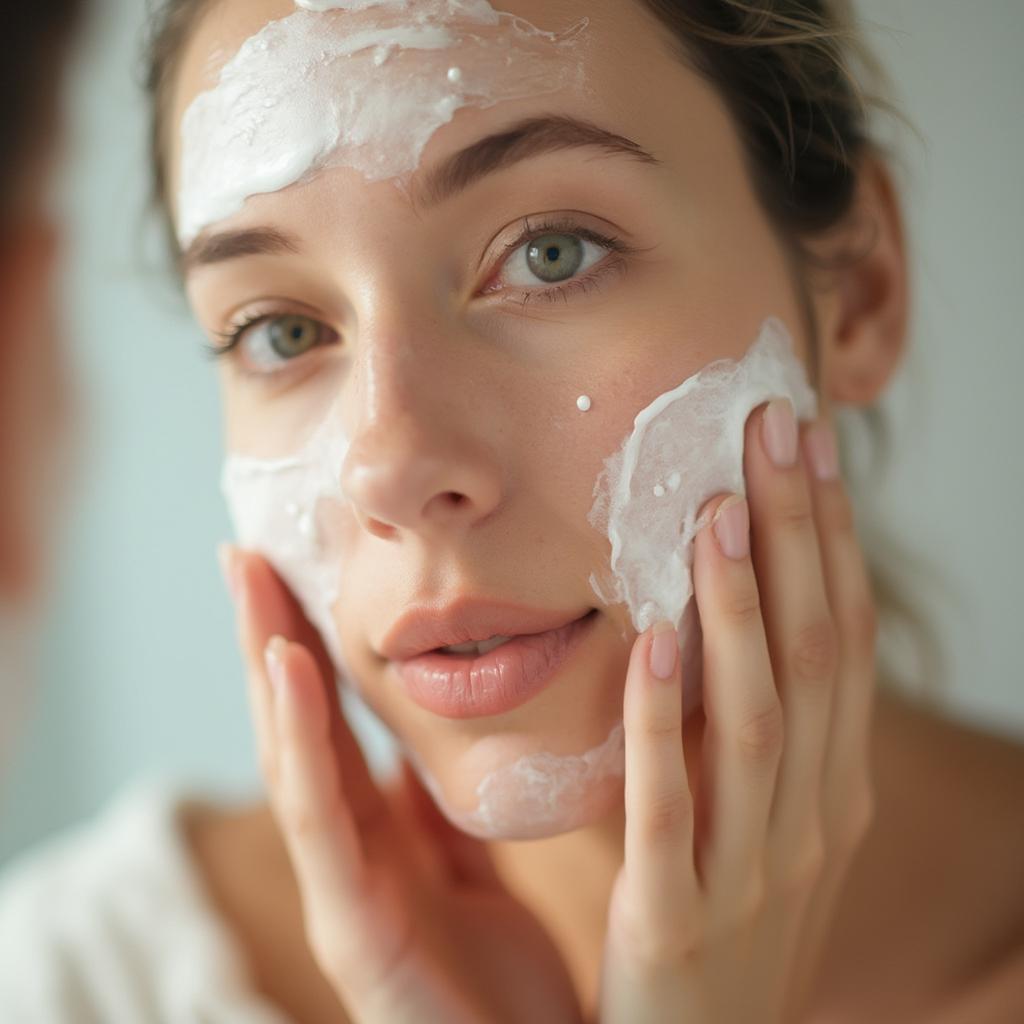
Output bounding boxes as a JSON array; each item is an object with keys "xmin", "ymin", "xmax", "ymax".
[{"xmin": 395, "ymin": 611, "xmax": 597, "ymax": 719}]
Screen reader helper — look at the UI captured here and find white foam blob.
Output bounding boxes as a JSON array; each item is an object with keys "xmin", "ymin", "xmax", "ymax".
[
  {"xmin": 408, "ymin": 720, "xmax": 626, "ymax": 841},
  {"xmin": 177, "ymin": 0, "xmax": 589, "ymax": 245},
  {"xmin": 588, "ymin": 315, "xmax": 819, "ymax": 714}
]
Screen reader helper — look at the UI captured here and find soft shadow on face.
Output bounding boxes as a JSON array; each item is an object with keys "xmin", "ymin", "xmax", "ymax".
[{"xmin": 175, "ymin": 0, "xmax": 813, "ymax": 837}]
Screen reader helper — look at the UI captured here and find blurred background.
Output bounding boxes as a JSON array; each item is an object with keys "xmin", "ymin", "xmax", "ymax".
[{"xmin": 2, "ymin": 0, "xmax": 1022, "ymax": 862}]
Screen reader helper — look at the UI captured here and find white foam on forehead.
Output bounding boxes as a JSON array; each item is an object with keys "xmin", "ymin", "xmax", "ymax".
[
  {"xmin": 589, "ymin": 316, "xmax": 819, "ymax": 639},
  {"xmin": 177, "ymin": 0, "xmax": 588, "ymax": 245}
]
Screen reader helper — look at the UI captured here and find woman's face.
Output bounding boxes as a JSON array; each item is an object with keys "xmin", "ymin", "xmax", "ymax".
[{"xmin": 172, "ymin": 0, "xmax": 818, "ymax": 836}]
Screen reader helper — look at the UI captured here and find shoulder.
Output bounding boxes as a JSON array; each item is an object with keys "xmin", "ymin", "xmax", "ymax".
[
  {"xmin": 0, "ymin": 781, "xmax": 289, "ymax": 1024},
  {"xmin": 813, "ymin": 688, "xmax": 1024, "ymax": 1021}
]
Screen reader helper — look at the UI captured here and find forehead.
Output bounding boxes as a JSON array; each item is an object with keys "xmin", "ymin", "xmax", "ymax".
[{"xmin": 168, "ymin": 0, "xmax": 686, "ymax": 191}]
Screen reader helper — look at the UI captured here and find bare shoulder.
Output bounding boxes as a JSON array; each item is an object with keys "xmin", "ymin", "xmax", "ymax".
[{"xmin": 811, "ymin": 687, "xmax": 1024, "ymax": 1021}]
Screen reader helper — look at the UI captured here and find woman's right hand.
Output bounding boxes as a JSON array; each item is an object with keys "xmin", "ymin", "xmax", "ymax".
[{"xmin": 220, "ymin": 547, "xmax": 584, "ymax": 1024}]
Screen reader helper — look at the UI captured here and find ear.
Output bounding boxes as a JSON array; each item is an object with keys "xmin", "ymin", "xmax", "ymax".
[{"xmin": 810, "ymin": 153, "xmax": 910, "ymax": 406}]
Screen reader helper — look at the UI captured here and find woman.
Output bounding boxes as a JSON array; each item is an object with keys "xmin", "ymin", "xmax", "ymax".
[{"xmin": 1, "ymin": 0, "xmax": 1021, "ymax": 1021}]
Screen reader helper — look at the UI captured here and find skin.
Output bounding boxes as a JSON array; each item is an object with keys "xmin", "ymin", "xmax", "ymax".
[{"xmin": 167, "ymin": 0, "xmax": 1024, "ymax": 1020}]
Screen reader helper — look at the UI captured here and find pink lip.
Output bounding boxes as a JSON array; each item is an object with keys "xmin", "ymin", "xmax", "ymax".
[{"xmin": 394, "ymin": 610, "xmax": 597, "ymax": 719}]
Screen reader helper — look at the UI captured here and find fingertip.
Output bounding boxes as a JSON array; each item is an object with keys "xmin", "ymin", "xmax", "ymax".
[
  {"xmin": 648, "ymin": 621, "xmax": 679, "ymax": 681},
  {"xmin": 802, "ymin": 417, "xmax": 841, "ymax": 483},
  {"xmin": 264, "ymin": 635, "xmax": 289, "ymax": 694}
]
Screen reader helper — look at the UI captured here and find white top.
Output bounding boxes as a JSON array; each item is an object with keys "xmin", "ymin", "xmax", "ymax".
[{"xmin": 0, "ymin": 782, "xmax": 291, "ymax": 1023}]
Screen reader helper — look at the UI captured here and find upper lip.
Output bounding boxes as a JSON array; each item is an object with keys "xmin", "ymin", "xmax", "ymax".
[{"xmin": 379, "ymin": 599, "xmax": 592, "ymax": 661}]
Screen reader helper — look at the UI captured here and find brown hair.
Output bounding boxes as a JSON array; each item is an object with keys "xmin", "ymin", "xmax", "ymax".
[
  {"xmin": 142, "ymin": 0, "xmax": 950, "ymax": 700},
  {"xmin": 0, "ymin": 4, "xmax": 85, "ymax": 216}
]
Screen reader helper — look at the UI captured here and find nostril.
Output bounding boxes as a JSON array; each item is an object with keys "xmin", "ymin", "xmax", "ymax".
[{"xmin": 445, "ymin": 492, "xmax": 467, "ymax": 507}]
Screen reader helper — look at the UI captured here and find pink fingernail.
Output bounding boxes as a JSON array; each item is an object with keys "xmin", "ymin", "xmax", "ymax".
[
  {"xmin": 648, "ymin": 622, "xmax": 678, "ymax": 681},
  {"xmin": 265, "ymin": 636, "xmax": 288, "ymax": 692},
  {"xmin": 804, "ymin": 421, "xmax": 840, "ymax": 481},
  {"xmin": 713, "ymin": 495, "xmax": 750, "ymax": 560},
  {"xmin": 762, "ymin": 398, "xmax": 799, "ymax": 468}
]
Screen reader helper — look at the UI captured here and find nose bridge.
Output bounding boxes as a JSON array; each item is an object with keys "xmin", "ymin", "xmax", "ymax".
[{"xmin": 340, "ymin": 309, "xmax": 503, "ymax": 540}]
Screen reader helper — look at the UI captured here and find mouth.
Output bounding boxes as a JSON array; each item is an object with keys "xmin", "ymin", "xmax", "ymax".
[{"xmin": 391, "ymin": 608, "xmax": 599, "ymax": 720}]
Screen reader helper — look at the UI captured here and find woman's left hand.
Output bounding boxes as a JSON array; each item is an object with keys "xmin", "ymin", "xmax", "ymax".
[{"xmin": 600, "ymin": 401, "xmax": 878, "ymax": 1024}]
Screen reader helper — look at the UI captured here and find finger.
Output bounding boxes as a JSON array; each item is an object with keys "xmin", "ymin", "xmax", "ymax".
[
  {"xmin": 801, "ymin": 416, "xmax": 879, "ymax": 834},
  {"xmin": 622, "ymin": 621, "xmax": 699, "ymax": 938},
  {"xmin": 220, "ymin": 543, "xmax": 279, "ymax": 786},
  {"xmin": 267, "ymin": 637, "xmax": 367, "ymax": 901},
  {"xmin": 744, "ymin": 400, "xmax": 837, "ymax": 865},
  {"xmin": 693, "ymin": 491, "xmax": 782, "ymax": 899},
  {"xmin": 234, "ymin": 550, "xmax": 386, "ymax": 833}
]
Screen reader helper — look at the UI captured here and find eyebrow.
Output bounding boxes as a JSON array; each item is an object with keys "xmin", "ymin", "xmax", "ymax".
[
  {"xmin": 182, "ymin": 114, "xmax": 660, "ymax": 271},
  {"xmin": 414, "ymin": 113, "xmax": 661, "ymax": 208},
  {"xmin": 182, "ymin": 226, "xmax": 299, "ymax": 273}
]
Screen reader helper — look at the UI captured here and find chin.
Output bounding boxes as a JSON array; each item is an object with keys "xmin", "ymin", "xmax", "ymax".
[{"xmin": 405, "ymin": 713, "xmax": 628, "ymax": 842}]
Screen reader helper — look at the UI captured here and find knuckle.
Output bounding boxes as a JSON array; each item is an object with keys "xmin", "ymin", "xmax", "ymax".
[
  {"xmin": 259, "ymin": 752, "xmax": 279, "ymax": 790},
  {"xmin": 786, "ymin": 830, "xmax": 826, "ymax": 892},
  {"xmin": 610, "ymin": 898, "xmax": 698, "ymax": 972},
  {"xmin": 829, "ymin": 486, "xmax": 857, "ymax": 535},
  {"xmin": 737, "ymin": 701, "xmax": 785, "ymax": 767},
  {"xmin": 282, "ymin": 797, "xmax": 324, "ymax": 842},
  {"xmin": 790, "ymin": 619, "xmax": 839, "ymax": 688},
  {"xmin": 775, "ymin": 492, "xmax": 814, "ymax": 536},
  {"xmin": 634, "ymin": 705, "xmax": 682, "ymax": 743},
  {"xmin": 841, "ymin": 790, "xmax": 876, "ymax": 850},
  {"xmin": 845, "ymin": 598, "xmax": 879, "ymax": 654},
  {"xmin": 738, "ymin": 873, "xmax": 766, "ymax": 925},
  {"xmin": 640, "ymin": 788, "xmax": 694, "ymax": 846},
  {"xmin": 722, "ymin": 582, "xmax": 763, "ymax": 626}
]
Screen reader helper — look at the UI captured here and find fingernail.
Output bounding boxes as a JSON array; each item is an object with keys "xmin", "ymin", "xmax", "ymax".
[
  {"xmin": 713, "ymin": 495, "xmax": 750, "ymax": 560},
  {"xmin": 648, "ymin": 622, "xmax": 678, "ymax": 681},
  {"xmin": 762, "ymin": 398, "xmax": 799, "ymax": 468},
  {"xmin": 804, "ymin": 420, "xmax": 840, "ymax": 481},
  {"xmin": 265, "ymin": 636, "xmax": 288, "ymax": 692},
  {"xmin": 218, "ymin": 543, "xmax": 240, "ymax": 602}
]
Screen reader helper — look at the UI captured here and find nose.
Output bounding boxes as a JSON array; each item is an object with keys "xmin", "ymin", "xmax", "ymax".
[{"xmin": 339, "ymin": 339, "xmax": 503, "ymax": 541}]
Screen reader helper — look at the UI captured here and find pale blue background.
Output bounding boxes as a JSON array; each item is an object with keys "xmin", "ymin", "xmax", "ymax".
[{"xmin": 2, "ymin": 0, "xmax": 1022, "ymax": 861}]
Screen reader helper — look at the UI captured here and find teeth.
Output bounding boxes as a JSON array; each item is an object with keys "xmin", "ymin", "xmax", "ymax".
[{"xmin": 440, "ymin": 635, "xmax": 514, "ymax": 656}]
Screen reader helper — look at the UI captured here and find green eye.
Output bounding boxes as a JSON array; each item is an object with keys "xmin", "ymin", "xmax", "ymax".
[
  {"xmin": 268, "ymin": 315, "xmax": 321, "ymax": 359},
  {"xmin": 525, "ymin": 233, "xmax": 585, "ymax": 283}
]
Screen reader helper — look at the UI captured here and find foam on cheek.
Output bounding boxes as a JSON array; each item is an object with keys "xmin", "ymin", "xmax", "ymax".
[
  {"xmin": 220, "ymin": 417, "xmax": 351, "ymax": 673},
  {"xmin": 177, "ymin": 0, "xmax": 588, "ymax": 245},
  {"xmin": 589, "ymin": 316, "xmax": 819, "ymax": 712}
]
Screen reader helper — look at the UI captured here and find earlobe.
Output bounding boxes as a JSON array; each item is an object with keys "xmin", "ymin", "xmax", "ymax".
[{"xmin": 817, "ymin": 154, "xmax": 911, "ymax": 407}]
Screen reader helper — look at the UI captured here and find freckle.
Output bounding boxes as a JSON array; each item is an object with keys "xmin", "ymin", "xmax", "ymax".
[
  {"xmin": 653, "ymin": 484, "xmax": 666, "ymax": 498},
  {"xmin": 576, "ymin": 395, "xmax": 592, "ymax": 412}
]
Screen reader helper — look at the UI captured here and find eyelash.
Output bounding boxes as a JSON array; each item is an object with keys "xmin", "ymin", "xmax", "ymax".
[{"xmin": 208, "ymin": 215, "xmax": 637, "ymax": 361}]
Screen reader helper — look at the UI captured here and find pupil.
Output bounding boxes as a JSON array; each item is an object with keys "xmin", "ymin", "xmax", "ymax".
[
  {"xmin": 270, "ymin": 315, "xmax": 317, "ymax": 359},
  {"xmin": 527, "ymin": 232, "xmax": 584, "ymax": 283}
]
